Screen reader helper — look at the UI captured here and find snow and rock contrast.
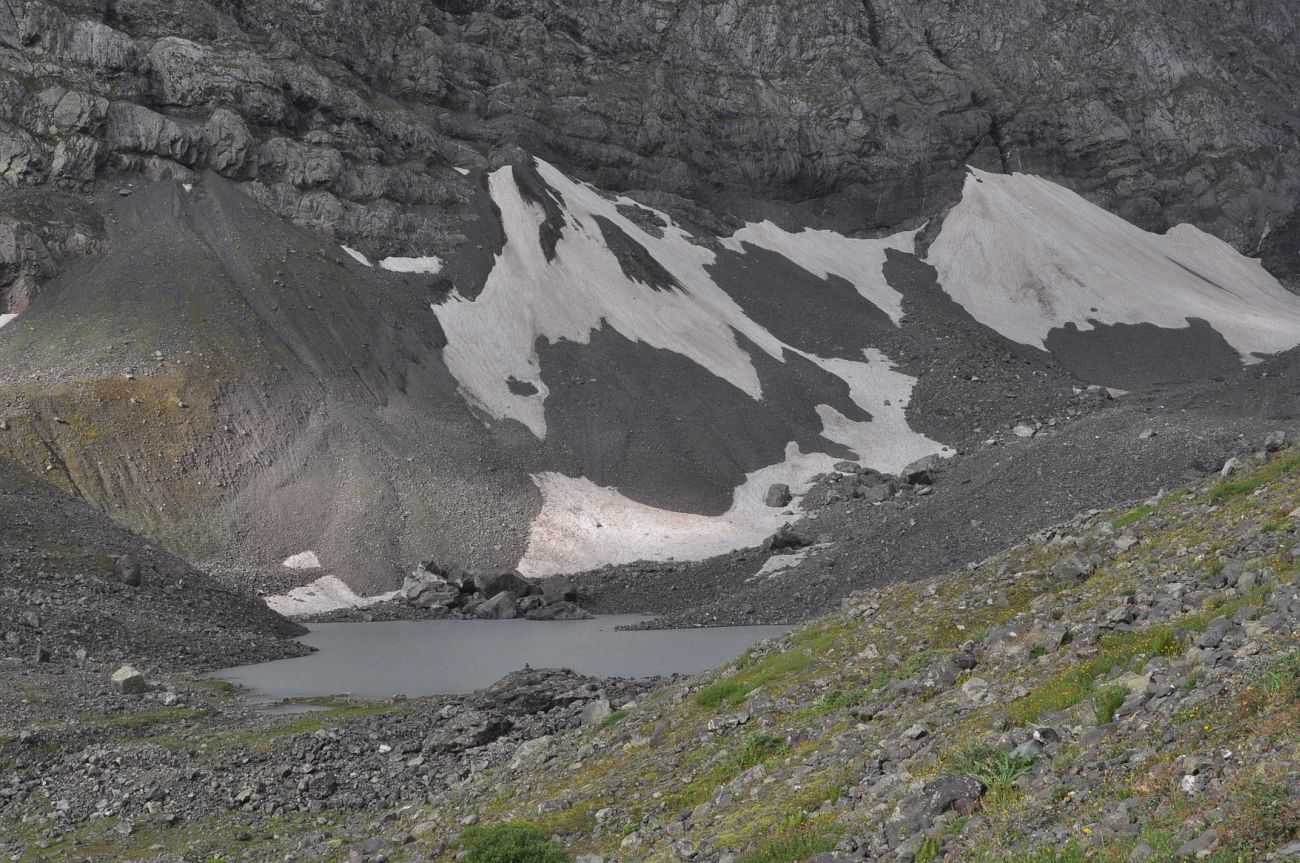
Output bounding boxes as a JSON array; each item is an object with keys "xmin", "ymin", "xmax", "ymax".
[{"xmin": 929, "ymin": 170, "xmax": 1300, "ymax": 383}]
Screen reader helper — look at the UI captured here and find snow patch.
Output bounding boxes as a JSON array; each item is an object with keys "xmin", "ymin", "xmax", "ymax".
[
  {"xmin": 454, "ymin": 167, "xmax": 471, "ymax": 176},
  {"xmin": 928, "ymin": 169, "xmax": 1300, "ymax": 360},
  {"xmin": 0, "ymin": 313, "xmax": 16, "ymax": 329},
  {"xmin": 265, "ymin": 575, "xmax": 398, "ymax": 617},
  {"xmin": 379, "ymin": 255, "xmax": 443, "ymax": 275},
  {"xmin": 341, "ymin": 246, "xmax": 372, "ymax": 267},
  {"xmin": 721, "ymin": 222, "xmax": 914, "ymax": 323},
  {"xmin": 431, "ymin": 159, "xmax": 947, "ymax": 573},
  {"xmin": 282, "ymin": 550, "xmax": 321, "ymax": 570}
]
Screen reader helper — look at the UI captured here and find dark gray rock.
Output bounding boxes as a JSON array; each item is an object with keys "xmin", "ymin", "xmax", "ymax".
[
  {"xmin": 540, "ymin": 575, "xmax": 578, "ymax": 605},
  {"xmin": 472, "ymin": 570, "xmax": 532, "ymax": 599},
  {"xmin": 115, "ymin": 553, "xmax": 141, "ymax": 587},
  {"xmin": 765, "ymin": 483, "xmax": 793, "ymax": 508}
]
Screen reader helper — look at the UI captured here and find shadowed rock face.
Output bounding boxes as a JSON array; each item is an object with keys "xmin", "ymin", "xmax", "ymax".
[{"xmin": 3, "ymin": 0, "xmax": 1300, "ymax": 311}]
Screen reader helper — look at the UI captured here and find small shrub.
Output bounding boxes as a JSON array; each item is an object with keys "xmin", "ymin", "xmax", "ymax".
[
  {"xmin": 915, "ymin": 835, "xmax": 943, "ymax": 863},
  {"xmin": 733, "ymin": 733, "xmax": 787, "ymax": 771},
  {"xmin": 1093, "ymin": 685, "xmax": 1128, "ymax": 725},
  {"xmin": 1216, "ymin": 779, "xmax": 1300, "ymax": 859},
  {"xmin": 458, "ymin": 822, "xmax": 568, "ymax": 863},
  {"xmin": 951, "ymin": 745, "xmax": 1035, "ymax": 789},
  {"xmin": 820, "ymin": 689, "xmax": 866, "ymax": 710},
  {"xmin": 1253, "ymin": 654, "xmax": 1300, "ymax": 701}
]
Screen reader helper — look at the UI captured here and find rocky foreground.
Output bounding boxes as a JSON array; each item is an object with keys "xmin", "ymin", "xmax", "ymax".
[{"xmin": 2, "ymin": 437, "xmax": 1300, "ymax": 862}]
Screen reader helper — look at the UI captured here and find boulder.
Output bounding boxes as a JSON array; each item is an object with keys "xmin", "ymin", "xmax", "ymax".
[
  {"xmin": 476, "ymin": 591, "xmax": 518, "ymax": 620},
  {"xmin": 472, "ymin": 569, "xmax": 532, "ymax": 598},
  {"xmin": 902, "ymin": 455, "xmax": 941, "ymax": 485},
  {"xmin": 1264, "ymin": 430, "xmax": 1288, "ymax": 452},
  {"xmin": 765, "ymin": 483, "xmax": 793, "ymax": 508},
  {"xmin": 525, "ymin": 602, "xmax": 593, "ymax": 621},
  {"xmin": 111, "ymin": 665, "xmax": 149, "ymax": 694},
  {"xmin": 886, "ymin": 775, "xmax": 983, "ymax": 843},
  {"xmin": 762, "ymin": 525, "xmax": 813, "ymax": 553},
  {"xmin": 580, "ymin": 699, "xmax": 613, "ymax": 726},
  {"xmin": 402, "ymin": 567, "xmax": 459, "ymax": 609},
  {"xmin": 1052, "ymin": 554, "xmax": 1096, "ymax": 582},
  {"xmin": 424, "ymin": 709, "xmax": 512, "ymax": 752},
  {"xmin": 485, "ymin": 668, "xmax": 592, "ymax": 715},
  {"xmin": 540, "ymin": 574, "xmax": 577, "ymax": 605},
  {"xmin": 115, "ymin": 553, "xmax": 141, "ymax": 587}
]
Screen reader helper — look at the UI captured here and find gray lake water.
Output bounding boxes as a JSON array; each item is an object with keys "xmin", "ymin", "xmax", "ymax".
[{"xmin": 213, "ymin": 616, "xmax": 790, "ymax": 701}]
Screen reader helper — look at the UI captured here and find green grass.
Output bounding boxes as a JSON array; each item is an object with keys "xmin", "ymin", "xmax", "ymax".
[
  {"xmin": 595, "ymin": 709, "xmax": 628, "ymax": 731},
  {"xmin": 1252, "ymin": 653, "xmax": 1300, "ymax": 701},
  {"xmin": 1093, "ymin": 685, "xmax": 1129, "ymax": 725},
  {"xmin": 100, "ymin": 707, "xmax": 212, "ymax": 731},
  {"xmin": 458, "ymin": 822, "xmax": 569, "ymax": 863},
  {"xmin": 916, "ymin": 835, "xmax": 943, "ymax": 863},
  {"xmin": 1210, "ymin": 452, "xmax": 1300, "ymax": 504},
  {"xmin": 1112, "ymin": 504, "xmax": 1156, "ymax": 529},
  {"xmin": 735, "ymin": 828, "xmax": 838, "ymax": 863},
  {"xmin": 696, "ymin": 650, "xmax": 813, "ymax": 708},
  {"xmin": 733, "ymin": 733, "xmax": 787, "ymax": 770},
  {"xmin": 1006, "ymin": 626, "xmax": 1182, "ymax": 725},
  {"xmin": 951, "ymin": 745, "xmax": 1036, "ymax": 788},
  {"xmin": 820, "ymin": 689, "xmax": 867, "ymax": 710}
]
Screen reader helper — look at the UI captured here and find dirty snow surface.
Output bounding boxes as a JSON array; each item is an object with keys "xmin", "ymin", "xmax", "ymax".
[
  {"xmin": 434, "ymin": 159, "xmax": 947, "ymax": 572},
  {"xmin": 927, "ymin": 169, "xmax": 1300, "ymax": 360},
  {"xmin": 266, "ymin": 575, "xmax": 398, "ymax": 616},
  {"xmin": 379, "ymin": 255, "xmax": 442, "ymax": 274}
]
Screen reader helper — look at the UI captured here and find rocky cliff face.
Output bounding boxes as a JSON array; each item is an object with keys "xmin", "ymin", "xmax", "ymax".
[{"xmin": 3, "ymin": 0, "xmax": 1299, "ymax": 312}]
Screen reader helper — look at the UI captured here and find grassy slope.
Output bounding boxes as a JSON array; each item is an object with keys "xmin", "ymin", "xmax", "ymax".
[
  {"xmin": 428, "ymin": 448, "xmax": 1300, "ymax": 863},
  {"xmin": 3, "ymin": 448, "xmax": 1298, "ymax": 863}
]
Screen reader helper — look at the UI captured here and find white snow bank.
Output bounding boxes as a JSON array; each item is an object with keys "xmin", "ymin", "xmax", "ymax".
[
  {"xmin": 0, "ymin": 313, "xmax": 16, "ymax": 329},
  {"xmin": 341, "ymin": 246, "xmax": 372, "ymax": 267},
  {"xmin": 379, "ymin": 255, "xmax": 443, "ymax": 275},
  {"xmin": 282, "ymin": 550, "xmax": 321, "ymax": 570},
  {"xmin": 266, "ymin": 575, "xmax": 398, "ymax": 616},
  {"xmin": 519, "ymin": 380, "xmax": 946, "ymax": 576},
  {"xmin": 928, "ymin": 169, "xmax": 1300, "ymax": 360},
  {"xmin": 434, "ymin": 159, "xmax": 922, "ymax": 441},
  {"xmin": 431, "ymin": 159, "xmax": 947, "ymax": 573},
  {"xmin": 721, "ymin": 221, "xmax": 914, "ymax": 323}
]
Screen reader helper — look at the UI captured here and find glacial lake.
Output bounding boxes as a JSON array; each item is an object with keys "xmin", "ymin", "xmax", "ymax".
[{"xmin": 212, "ymin": 616, "xmax": 790, "ymax": 701}]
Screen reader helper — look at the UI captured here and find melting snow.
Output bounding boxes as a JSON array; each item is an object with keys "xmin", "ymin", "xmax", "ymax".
[
  {"xmin": 282, "ymin": 550, "xmax": 321, "ymax": 570},
  {"xmin": 928, "ymin": 169, "xmax": 1300, "ymax": 360},
  {"xmin": 0, "ymin": 313, "xmax": 16, "ymax": 329},
  {"xmin": 341, "ymin": 246, "xmax": 372, "ymax": 267},
  {"xmin": 721, "ymin": 221, "xmax": 914, "ymax": 323},
  {"xmin": 266, "ymin": 575, "xmax": 398, "ymax": 616},
  {"xmin": 435, "ymin": 159, "xmax": 947, "ymax": 573},
  {"xmin": 379, "ymin": 255, "xmax": 443, "ymax": 275}
]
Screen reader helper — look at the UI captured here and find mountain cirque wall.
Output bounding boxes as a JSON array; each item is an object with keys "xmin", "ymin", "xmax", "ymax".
[{"xmin": 3, "ymin": 0, "xmax": 1300, "ymax": 313}]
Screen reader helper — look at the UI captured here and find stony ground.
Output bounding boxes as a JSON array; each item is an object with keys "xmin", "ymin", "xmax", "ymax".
[{"xmin": 3, "ymin": 437, "xmax": 1298, "ymax": 862}]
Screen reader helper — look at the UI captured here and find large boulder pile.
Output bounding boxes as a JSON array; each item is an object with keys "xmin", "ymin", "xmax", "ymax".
[{"xmin": 400, "ymin": 563, "xmax": 590, "ymax": 621}]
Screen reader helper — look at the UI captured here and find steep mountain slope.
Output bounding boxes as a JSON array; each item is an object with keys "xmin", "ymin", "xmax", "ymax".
[
  {"xmin": 0, "ymin": 452, "xmax": 305, "ymax": 671},
  {"xmin": 3, "ymin": 0, "xmax": 1300, "ymax": 597},
  {"xmin": 4, "ymin": 0, "xmax": 1300, "ymax": 313},
  {"xmin": 2, "ymin": 155, "xmax": 1300, "ymax": 597}
]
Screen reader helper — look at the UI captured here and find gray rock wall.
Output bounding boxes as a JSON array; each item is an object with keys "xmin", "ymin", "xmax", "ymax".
[{"xmin": 2, "ymin": 0, "xmax": 1299, "ymax": 308}]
